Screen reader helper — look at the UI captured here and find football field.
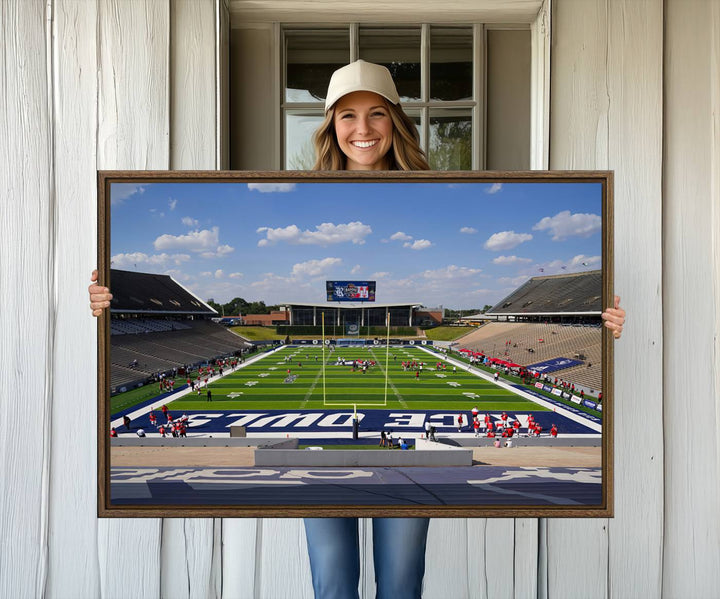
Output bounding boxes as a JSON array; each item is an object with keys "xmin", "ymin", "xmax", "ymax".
[
  {"xmin": 173, "ymin": 344, "xmax": 548, "ymax": 412},
  {"xmin": 110, "ymin": 343, "xmax": 603, "ymax": 439}
]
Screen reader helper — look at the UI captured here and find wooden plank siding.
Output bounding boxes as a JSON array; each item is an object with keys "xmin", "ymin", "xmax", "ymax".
[
  {"xmin": 605, "ymin": 1, "xmax": 664, "ymax": 595},
  {"xmin": 1, "ymin": 0, "xmax": 718, "ymax": 597},
  {"xmin": 164, "ymin": 2, "xmax": 222, "ymax": 598},
  {"xmin": 663, "ymin": 1, "xmax": 720, "ymax": 597},
  {"xmin": 47, "ymin": 0, "xmax": 101, "ymax": 597},
  {"xmin": 550, "ymin": 1, "xmax": 664, "ymax": 598},
  {"xmin": 0, "ymin": 1, "xmax": 53, "ymax": 598},
  {"xmin": 549, "ymin": 5, "xmax": 612, "ymax": 593},
  {"xmin": 95, "ymin": 0, "xmax": 169, "ymax": 595}
]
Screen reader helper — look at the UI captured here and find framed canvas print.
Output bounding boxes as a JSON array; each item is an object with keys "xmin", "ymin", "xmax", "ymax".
[{"xmin": 97, "ymin": 170, "xmax": 613, "ymax": 518}]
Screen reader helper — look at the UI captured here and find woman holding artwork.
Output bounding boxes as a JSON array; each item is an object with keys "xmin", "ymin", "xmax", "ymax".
[{"xmin": 88, "ymin": 60, "xmax": 626, "ymax": 598}]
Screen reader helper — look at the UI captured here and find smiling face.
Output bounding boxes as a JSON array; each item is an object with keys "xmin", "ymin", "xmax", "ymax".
[{"xmin": 333, "ymin": 91, "xmax": 394, "ymax": 171}]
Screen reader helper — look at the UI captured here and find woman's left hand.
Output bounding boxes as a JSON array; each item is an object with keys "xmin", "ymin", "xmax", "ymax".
[{"xmin": 601, "ymin": 295, "xmax": 625, "ymax": 339}]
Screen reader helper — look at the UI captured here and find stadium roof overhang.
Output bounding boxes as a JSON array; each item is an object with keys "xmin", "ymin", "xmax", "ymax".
[
  {"xmin": 110, "ymin": 309, "xmax": 215, "ymax": 315},
  {"xmin": 484, "ymin": 311, "xmax": 602, "ymax": 317},
  {"xmin": 283, "ymin": 302, "xmax": 424, "ymax": 309}
]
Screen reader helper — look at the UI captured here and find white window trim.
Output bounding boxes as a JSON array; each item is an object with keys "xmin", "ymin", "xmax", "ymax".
[
  {"xmin": 233, "ymin": 2, "xmax": 551, "ymax": 170},
  {"xmin": 530, "ymin": 0, "xmax": 551, "ymax": 169},
  {"xmin": 228, "ymin": 1, "xmax": 544, "ymax": 25}
]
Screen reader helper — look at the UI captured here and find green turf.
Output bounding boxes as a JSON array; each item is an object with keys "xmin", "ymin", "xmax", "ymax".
[
  {"xmin": 229, "ymin": 325, "xmax": 284, "ymax": 340},
  {"xmin": 421, "ymin": 326, "xmax": 476, "ymax": 341},
  {"xmin": 171, "ymin": 345, "xmax": 549, "ymax": 412},
  {"xmin": 110, "ymin": 372, "xmax": 203, "ymax": 414}
]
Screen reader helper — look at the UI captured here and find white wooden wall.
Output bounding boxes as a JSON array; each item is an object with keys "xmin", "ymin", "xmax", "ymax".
[{"xmin": 1, "ymin": 0, "xmax": 718, "ymax": 597}]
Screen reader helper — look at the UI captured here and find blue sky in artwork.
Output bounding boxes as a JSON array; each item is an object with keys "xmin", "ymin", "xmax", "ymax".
[{"xmin": 110, "ymin": 181, "xmax": 603, "ymax": 309}]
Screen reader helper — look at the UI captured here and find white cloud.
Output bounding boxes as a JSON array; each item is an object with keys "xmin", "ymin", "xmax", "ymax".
[
  {"xmin": 351, "ymin": 265, "xmax": 361, "ymax": 274},
  {"xmin": 218, "ymin": 245, "xmax": 234, "ymax": 256},
  {"xmin": 522, "ymin": 255, "xmax": 601, "ymax": 278},
  {"xmin": 498, "ymin": 275, "xmax": 530, "ymax": 288},
  {"xmin": 181, "ymin": 216, "xmax": 199, "ymax": 228},
  {"xmin": 248, "ymin": 183, "xmax": 297, "ymax": 193},
  {"xmin": 111, "ymin": 184, "xmax": 144, "ymax": 205},
  {"xmin": 229, "ymin": 272, "xmax": 244, "ymax": 279},
  {"xmin": 168, "ymin": 199, "xmax": 177, "ymax": 211},
  {"xmin": 532, "ymin": 210, "xmax": 601, "ymax": 241},
  {"xmin": 485, "ymin": 183, "xmax": 503, "ymax": 194},
  {"xmin": 373, "ymin": 265, "xmax": 490, "ymax": 308},
  {"xmin": 215, "ymin": 269, "xmax": 224, "ymax": 279},
  {"xmin": 390, "ymin": 231, "xmax": 413, "ymax": 242},
  {"xmin": 200, "ymin": 271, "xmax": 213, "ymax": 277},
  {"xmin": 199, "ymin": 244, "xmax": 235, "ymax": 259},
  {"xmin": 256, "ymin": 222, "xmax": 372, "ymax": 247},
  {"xmin": 154, "ymin": 226, "xmax": 235, "ymax": 258},
  {"xmin": 459, "ymin": 227, "xmax": 477, "ymax": 234},
  {"xmin": 403, "ymin": 239, "xmax": 433, "ymax": 250},
  {"xmin": 291, "ymin": 257, "xmax": 342, "ymax": 277},
  {"xmin": 372, "ymin": 271, "xmax": 391, "ymax": 279},
  {"xmin": 111, "ymin": 252, "xmax": 191, "ymax": 268},
  {"xmin": 569, "ymin": 254, "xmax": 601, "ymax": 269},
  {"xmin": 492, "ymin": 255, "xmax": 533, "ymax": 265},
  {"xmin": 483, "ymin": 231, "xmax": 533, "ymax": 251},
  {"xmin": 155, "ymin": 227, "xmax": 219, "ymax": 251},
  {"xmin": 420, "ymin": 265, "xmax": 482, "ymax": 280}
]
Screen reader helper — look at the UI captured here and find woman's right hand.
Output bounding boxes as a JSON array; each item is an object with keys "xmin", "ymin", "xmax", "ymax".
[{"xmin": 89, "ymin": 269, "xmax": 112, "ymax": 317}]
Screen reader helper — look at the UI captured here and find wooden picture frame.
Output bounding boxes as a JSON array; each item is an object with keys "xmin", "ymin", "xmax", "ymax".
[{"xmin": 98, "ymin": 170, "xmax": 613, "ymax": 518}]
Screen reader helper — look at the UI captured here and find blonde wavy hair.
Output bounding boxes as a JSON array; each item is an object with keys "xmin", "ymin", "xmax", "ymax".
[{"xmin": 312, "ymin": 100, "xmax": 429, "ymax": 171}]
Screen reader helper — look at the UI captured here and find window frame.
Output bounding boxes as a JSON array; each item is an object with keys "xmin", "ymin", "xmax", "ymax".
[
  {"xmin": 281, "ymin": 23, "xmax": 491, "ymax": 170},
  {"xmin": 229, "ymin": 1, "xmax": 551, "ymax": 171}
]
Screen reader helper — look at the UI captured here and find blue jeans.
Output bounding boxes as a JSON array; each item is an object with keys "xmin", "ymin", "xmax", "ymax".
[{"xmin": 303, "ymin": 517, "xmax": 430, "ymax": 599}]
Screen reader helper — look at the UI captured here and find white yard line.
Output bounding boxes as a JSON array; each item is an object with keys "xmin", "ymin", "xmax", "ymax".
[
  {"xmin": 369, "ymin": 348, "xmax": 408, "ymax": 408},
  {"xmin": 299, "ymin": 367, "xmax": 324, "ymax": 409}
]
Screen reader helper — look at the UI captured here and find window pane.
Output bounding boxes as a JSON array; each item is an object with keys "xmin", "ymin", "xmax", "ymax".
[
  {"xmin": 430, "ymin": 27, "xmax": 473, "ymax": 101},
  {"xmin": 359, "ymin": 28, "xmax": 421, "ymax": 102},
  {"xmin": 285, "ymin": 30, "xmax": 349, "ymax": 103},
  {"xmin": 429, "ymin": 109, "xmax": 472, "ymax": 170},
  {"xmin": 402, "ymin": 109, "xmax": 423, "ymax": 149},
  {"xmin": 285, "ymin": 112, "xmax": 324, "ymax": 169}
]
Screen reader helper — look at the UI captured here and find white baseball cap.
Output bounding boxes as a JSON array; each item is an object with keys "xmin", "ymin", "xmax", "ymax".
[{"xmin": 324, "ymin": 60, "xmax": 400, "ymax": 112}]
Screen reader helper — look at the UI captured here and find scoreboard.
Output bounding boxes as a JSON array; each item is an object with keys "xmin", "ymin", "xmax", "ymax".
[{"xmin": 326, "ymin": 281, "xmax": 376, "ymax": 302}]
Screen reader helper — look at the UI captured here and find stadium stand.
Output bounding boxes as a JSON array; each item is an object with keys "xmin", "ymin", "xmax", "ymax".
[
  {"xmin": 486, "ymin": 270, "xmax": 602, "ymax": 318},
  {"xmin": 457, "ymin": 271, "xmax": 604, "ymax": 393},
  {"xmin": 110, "ymin": 269, "xmax": 213, "ymax": 314},
  {"xmin": 110, "ymin": 318, "xmax": 192, "ymax": 335},
  {"xmin": 458, "ymin": 322, "xmax": 602, "ymax": 391},
  {"xmin": 109, "ymin": 269, "xmax": 251, "ymax": 393}
]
